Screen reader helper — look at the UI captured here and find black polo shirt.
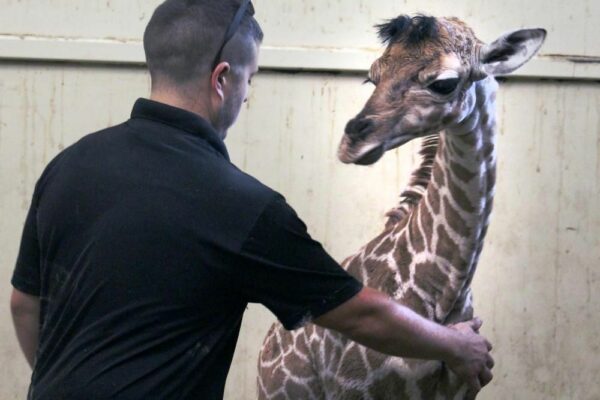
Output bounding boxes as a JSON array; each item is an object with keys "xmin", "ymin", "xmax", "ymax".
[{"xmin": 11, "ymin": 98, "xmax": 363, "ymax": 400}]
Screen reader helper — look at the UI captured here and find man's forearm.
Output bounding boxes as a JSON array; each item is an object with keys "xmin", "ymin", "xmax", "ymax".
[
  {"xmin": 318, "ymin": 287, "xmax": 461, "ymax": 362},
  {"xmin": 348, "ymin": 294, "xmax": 461, "ymax": 361},
  {"xmin": 10, "ymin": 289, "xmax": 40, "ymax": 368}
]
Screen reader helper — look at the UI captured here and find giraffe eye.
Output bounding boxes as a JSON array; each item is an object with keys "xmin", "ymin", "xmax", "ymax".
[
  {"xmin": 363, "ymin": 77, "xmax": 377, "ymax": 86},
  {"xmin": 428, "ymin": 78, "xmax": 460, "ymax": 95}
]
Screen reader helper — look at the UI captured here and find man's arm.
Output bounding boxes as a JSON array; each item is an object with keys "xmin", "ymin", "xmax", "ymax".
[
  {"xmin": 314, "ymin": 287, "xmax": 494, "ymax": 399},
  {"xmin": 10, "ymin": 288, "xmax": 40, "ymax": 368}
]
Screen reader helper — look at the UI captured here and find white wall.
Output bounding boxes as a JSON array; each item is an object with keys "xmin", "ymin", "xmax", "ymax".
[{"xmin": 1, "ymin": 1, "xmax": 599, "ymax": 399}]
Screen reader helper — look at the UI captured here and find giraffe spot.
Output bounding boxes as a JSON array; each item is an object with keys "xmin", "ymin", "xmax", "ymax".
[
  {"xmin": 338, "ymin": 388, "xmax": 367, "ymax": 400},
  {"xmin": 431, "ymin": 363, "xmax": 465, "ymax": 398},
  {"xmin": 481, "ymin": 112, "xmax": 491, "ymax": 127},
  {"xmin": 447, "ymin": 175, "xmax": 475, "ymax": 212},
  {"xmin": 272, "ymin": 393, "xmax": 287, "ymax": 400},
  {"xmin": 408, "ymin": 209, "xmax": 427, "ymax": 253},
  {"xmin": 374, "ymin": 235, "xmax": 395, "ymax": 257},
  {"xmin": 487, "ymin": 167, "xmax": 496, "ymax": 190},
  {"xmin": 482, "ymin": 142, "xmax": 494, "ymax": 160},
  {"xmin": 433, "ymin": 164, "xmax": 446, "ymax": 186},
  {"xmin": 260, "ymin": 325, "xmax": 283, "ymax": 363},
  {"xmin": 304, "ymin": 323, "xmax": 314, "ymax": 337},
  {"xmin": 368, "ymin": 371, "xmax": 408, "ymax": 399},
  {"xmin": 427, "ymin": 186, "xmax": 441, "ymax": 215},
  {"xmin": 364, "ymin": 230, "xmax": 390, "ymax": 256},
  {"xmin": 448, "ymin": 140, "xmax": 465, "ymax": 158},
  {"xmin": 283, "ymin": 350, "xmax": 314, "ymax": 379},
  {"xmin": 413, "ymin": 262, "xmax": 449, "ymax": 300},
  {"xmin": 450, "ymin": 160, "xmax": 477, "ymax": 183},
  {"xmin": 365, "ymin": 259, "xmax": 399, "ymax": 296},
  {"xmin": 338, "ymin": 344, "xmax": 369, "ymax": 382},
  {"xmin": 393, "ymin": 240, "xmax": 412, "ymax": 283},
  {"xmin": 418, "ymin": 203, "xmax": 435, "ymax": 251},
  {"xmin": 417, "ymin": 369, "xmax": 443, "ymax": 399},
  {"xmin": 284, "ymin": 380, "xmax": 313, "ymax": 399},
  {"xmin": 457, "ymin": 133, "xmax": 477, "ymax": 146},
  {"xmin": 324, "ymin": 333, "xmax": 338, "ymax": 367},
  {"xmin": 365, "ymin": 347, "xmax": 387, "ymax": 371},
  {"xmin": 345, "ymin": 256, "xmax": 364, "ymax": 283},
  {"xmin": 262, "ymin": 363, "xmax": 289, "ymax": 393},
  {"xmin": 400, "ymin": 287, "xmax": 429, "ymax": 318},
  {"xmin": 443, "ymin": 196, "xmax": 471, "ymax": 237},
  {"xmin": 436, "ymin": 224, "xmax": 467, "ymax": 270}
]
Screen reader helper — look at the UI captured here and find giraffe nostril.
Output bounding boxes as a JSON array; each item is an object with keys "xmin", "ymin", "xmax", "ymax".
[{"xmin": 345, "ymin": 118, "xmax": 374, "ymax": 139}]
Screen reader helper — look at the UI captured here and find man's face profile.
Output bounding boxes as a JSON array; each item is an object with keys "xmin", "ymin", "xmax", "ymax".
[{"xmin": 214, "ymin": 40, "xmax": 260, "ymax": 139}]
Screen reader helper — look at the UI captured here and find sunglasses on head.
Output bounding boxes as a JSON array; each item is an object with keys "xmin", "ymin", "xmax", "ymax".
[{"xmin": 211, "ymin": 0, "xmax": 255, "ymax": 71}]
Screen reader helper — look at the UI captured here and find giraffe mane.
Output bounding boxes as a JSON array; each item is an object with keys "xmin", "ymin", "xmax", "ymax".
[
  {"xmin": 376, "ymin": 14, "xmax": 440, "ymax": 46},
  {"xmin": 385, "ymin": 134, "xmax": 440, "ymax": 226}
]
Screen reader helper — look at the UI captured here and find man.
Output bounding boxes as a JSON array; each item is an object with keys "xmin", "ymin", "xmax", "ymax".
[{"xmin": 10, "ymin": 1, "xmax": 494, "ymax": 399}]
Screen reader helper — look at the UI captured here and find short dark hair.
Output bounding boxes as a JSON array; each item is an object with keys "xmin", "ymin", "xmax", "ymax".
[
  {"xmin": 376, "ymin": 15, "xmax": 439, "ymax": 46},
  {"xmin": 144, "ymin": 0, "xmax": 263, "ymax": 87}
]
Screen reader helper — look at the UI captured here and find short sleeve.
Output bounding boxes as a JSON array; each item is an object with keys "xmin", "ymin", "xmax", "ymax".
[
  {"xmin": 11, "ymin": 190, "xmax": 41, "ymax": 296},
  {"xmin": 237, "ymin": 194, "xmax": 363, "ymax": 330}
]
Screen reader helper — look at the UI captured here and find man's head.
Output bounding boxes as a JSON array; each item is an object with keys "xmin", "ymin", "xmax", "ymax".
[{"xmin": 144, "ymin": 0, "xmax": 263, "ymax": 138}]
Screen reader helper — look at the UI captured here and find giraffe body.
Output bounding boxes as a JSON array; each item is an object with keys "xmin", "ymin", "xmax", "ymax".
[{"xmin": 258, "ymin": 15, "xmax": 545, "ymax": 400}]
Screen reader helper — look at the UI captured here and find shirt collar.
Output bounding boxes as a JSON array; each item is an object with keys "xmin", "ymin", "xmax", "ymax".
[{"xmin": 131, "ymin": 98, "xmax": 230, "ymax": 161}]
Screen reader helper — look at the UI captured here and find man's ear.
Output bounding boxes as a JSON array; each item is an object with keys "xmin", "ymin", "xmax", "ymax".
[
  {"xmin": 480, "ymin": 28, "xmax": 546, "ymax": 76},
  {"xmin": 211, "ymin": 62, "xmax": 231, "ymax": 99}
]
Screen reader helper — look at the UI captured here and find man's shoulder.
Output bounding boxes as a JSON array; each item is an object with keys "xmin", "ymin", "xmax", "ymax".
[{"xmin": 217, "ymin": 162, "xmax": 280, "ymax": 212}]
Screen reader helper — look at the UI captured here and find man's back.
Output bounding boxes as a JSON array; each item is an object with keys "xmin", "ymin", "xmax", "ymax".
[
  {"xmin": 21, "ymin": 99, "xmax": 275, "ymax": 399},
  {"xmin": 14, "ymin": 99, "xmax": 363, "ymax": 399}
]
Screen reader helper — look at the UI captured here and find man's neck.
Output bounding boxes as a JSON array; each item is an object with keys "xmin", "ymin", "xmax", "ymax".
[{"xmin": 150, "ymin": 90, "xmax": 213, "ymax": 125}]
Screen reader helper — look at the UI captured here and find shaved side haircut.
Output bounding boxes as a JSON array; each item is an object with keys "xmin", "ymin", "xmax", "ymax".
[{"xmin": 144, "ymin": 0, "xmax": 263, "ymax": 89}]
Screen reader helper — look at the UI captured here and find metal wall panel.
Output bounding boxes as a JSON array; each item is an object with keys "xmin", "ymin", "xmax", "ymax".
[
  {"xmin": 1, "ymin": 1, "xmax": 599, "ymax": 79},
  {"xmin": 1, "ymin": 63, "xmax": 598, "ymax": 400},
  {"xmin": 1, "ymin": 0, "xmax": 598, "ymax": 56}
]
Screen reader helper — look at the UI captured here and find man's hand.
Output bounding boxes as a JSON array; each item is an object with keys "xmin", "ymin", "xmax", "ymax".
[{"xmin": 445, "ymin": 318, "xmax": 494, "ymax": 400}]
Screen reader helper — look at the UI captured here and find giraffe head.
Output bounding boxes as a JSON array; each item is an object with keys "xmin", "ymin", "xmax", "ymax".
[{"xmin": 339, "ymin": 15, "xmax": 546, "ymax": 165}]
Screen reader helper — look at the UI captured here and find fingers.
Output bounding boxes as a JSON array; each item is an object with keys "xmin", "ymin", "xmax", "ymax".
[
  {"xmin": 484, "ymin": 338, "xmax": 493, "ymax": 351},
  {"xmin": 469, "ymin": 317, "xmax": 483, "ymax": 332},
  {"xmin": 465, "ymin": 378, "xmax": 481, "ymax": 400},
  {"xmin": 479, "ymin": 368, "xmax": 494, "ymax": 387},
  {"xmin": 486, "ymin": 353, "xmax": 495, "ymax": 369}
]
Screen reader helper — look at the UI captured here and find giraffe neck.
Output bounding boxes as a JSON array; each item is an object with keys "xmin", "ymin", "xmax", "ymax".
[{"xmin": 405, "ymin": 77, "xmax": 498, "ymax": 322}]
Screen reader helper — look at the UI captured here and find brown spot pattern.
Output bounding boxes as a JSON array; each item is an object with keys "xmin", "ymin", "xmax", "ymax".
[
  {"xmin": 393, "ymin": 237, "xmax": 412, "ymax": 283},
  {"xmin": 338, "ymin": 344, "xmax": 369, "ymax": 382},
  {"xmin": 418, "ymin": 202, "xmax": 435, "ymax": 251},
  {"xmin": 433, "ymin": 164, "xmax": 446, "ymax": 186},
  {"xmin": 447, "ymin": 173, "xmax": 475, "ymax": 212},
  {"xmin": 374, "ymin": 235, "xmax": 395, "ymax": 256},
  {"xmin": 436, "ymin": 224, "xmax": 467, "ymax": 271},
  {"xmin": 443, "ymin": 196, "xmax": 471, "ymax": 237},
  {"xmin": 450, "ymin": 160, "xmax": 477, "ymax": 182},
  {"xmin": 369, "ymin": 372, "xmax": 408, "ymax": 399},
  {"xmin": 400, "ymin": 287, "xmax": 429, "ymax": 318},
  {"xmin": 413, "ymin": 262, "xmax": 449, "ymax": 299},
  {"xmin": 345, "ymin": 256, "xmax": 364, "ymax": 282},
  {"xmin": 428, "ymin": 185, "xmax": 441, "ymax": 215},
  {"xmin": 366, "ymin": 260, "xmax": 399, "ymax": 296},
  {"xmin": 408, "ymin": 208, "xmax": 427, "ymax": 253}
]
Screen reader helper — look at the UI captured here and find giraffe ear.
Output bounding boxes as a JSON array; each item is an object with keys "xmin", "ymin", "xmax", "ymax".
[{"xmin": 480, "ymin": 28, "xmax": 547, "ymax": 76}]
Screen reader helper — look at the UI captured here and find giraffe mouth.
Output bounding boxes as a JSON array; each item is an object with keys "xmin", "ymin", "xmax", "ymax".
[
  {"xmin": 339, "ymin": 133, "xmax": 415, "ymax": 165},
  {"xmin": 384, "ymin": 134, "xmax": 416, "ymax": 151},
  {"xmin": 353, "ymin": 145, "xmax": 385, "ymax": 165}
]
